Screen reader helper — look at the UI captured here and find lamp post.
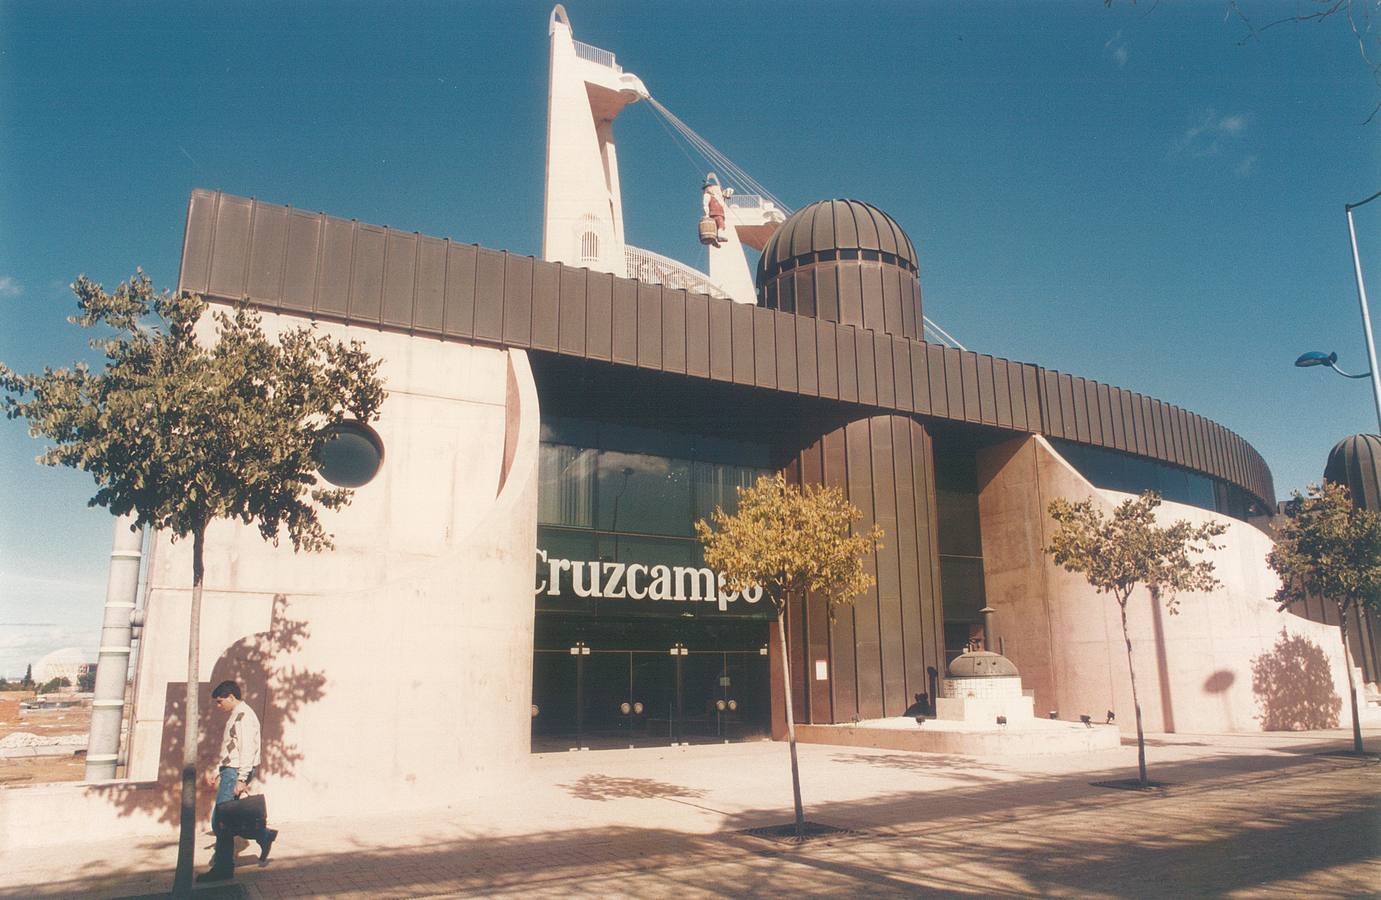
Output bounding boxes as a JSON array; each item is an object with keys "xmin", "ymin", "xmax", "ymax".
[{"xmin": 1296, "ymin": 190, "xmax": 1381, "ymax": 435}]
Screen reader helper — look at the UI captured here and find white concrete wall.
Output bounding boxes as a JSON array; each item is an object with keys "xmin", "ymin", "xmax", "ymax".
[
  {"xmin": 977, "ymin": 434, "xmax": 1355, "ymax": 735},
  {"xmin": 0, "ymin": 318, "xmax": 541, "ymax": 848}
]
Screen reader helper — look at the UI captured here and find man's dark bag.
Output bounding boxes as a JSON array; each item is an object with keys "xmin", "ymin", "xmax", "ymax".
[{"xmin": 214, "ymin": 794, "xmax": 267, "ymax": 838}]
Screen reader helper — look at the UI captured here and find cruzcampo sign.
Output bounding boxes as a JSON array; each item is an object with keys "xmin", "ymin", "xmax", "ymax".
[{"xmin": 536, "ymin": 549, "xmax": 763, "ymax": 613}]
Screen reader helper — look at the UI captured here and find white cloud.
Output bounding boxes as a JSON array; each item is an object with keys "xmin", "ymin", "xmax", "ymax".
[
  {"xmin": 0, "ymin": 276, "xmax": 21, "ymax": 298},
  {"xmin": 1105, "ymin": 31, "xmax": 1129, "ymax": 68},
  {"xmin": 1174, "ymin": 110, "xmax": 1250, "ymax": 158}
]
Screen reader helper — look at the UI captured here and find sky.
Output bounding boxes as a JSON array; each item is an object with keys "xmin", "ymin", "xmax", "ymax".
[{"xmin": 1, "ymin": 1, "xmax": 1378, "ymax": 678}]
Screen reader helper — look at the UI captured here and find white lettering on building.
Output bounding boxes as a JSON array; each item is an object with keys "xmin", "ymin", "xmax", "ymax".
[{"xmin": 536, "ymin": 549, "xmax": 762, "ymax": 611}]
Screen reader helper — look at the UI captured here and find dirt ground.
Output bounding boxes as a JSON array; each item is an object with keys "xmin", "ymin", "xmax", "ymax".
[{"xmin": 0, "ymin": 694, "xmax": 91, "ymax": 786}]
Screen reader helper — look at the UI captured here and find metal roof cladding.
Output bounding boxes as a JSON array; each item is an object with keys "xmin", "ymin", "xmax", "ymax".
[{"xmin": 1324, "ymin": 433, "xmax": 1381, "ymax": 511}]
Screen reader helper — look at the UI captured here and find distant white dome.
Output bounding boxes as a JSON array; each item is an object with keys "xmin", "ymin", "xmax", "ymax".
[{"xmin": 34, "ymin": 647, "xmax": 89, "ymax": 686}]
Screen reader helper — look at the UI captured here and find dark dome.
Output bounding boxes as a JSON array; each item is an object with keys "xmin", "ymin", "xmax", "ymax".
[
  {"xmin": 1324, "ymin": 433, "xmax": 1381, "ymax": 511},
  {"xmin": 947, "ymin": 650, "xmax": 1019, "ymax": 678},
  {"xmin": 755, "ymin": 199, "xmax": 923, "ymax": 340}
]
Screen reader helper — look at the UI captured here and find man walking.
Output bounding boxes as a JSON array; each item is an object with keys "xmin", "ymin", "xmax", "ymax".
[{"xmin": 198, "ymin": 680, "xmax": 277, "ymax": 882}]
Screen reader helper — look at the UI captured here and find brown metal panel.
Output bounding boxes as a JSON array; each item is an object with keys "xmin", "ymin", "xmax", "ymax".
[
  {"xmin": 891, "ymin": 417, "xmax": 926, "ymax": 698},
  {"xmin": 471, "ymin": 248, "xmax": 505, "ymax": 340},
  {"xmin": 870, "ymin": 417, "xmax": 906, "ymax": 715},
  {"xmin": 348, "ymin": 224, "xmax": 386, "ymax": 325},
  {"xmin": 977, "ymin": 355, "xmax": 998, "ymax": 425},
  {"xmin": 281, "ymin": 210, "xmax": 323, "ymax": 313},
  {"xmin": 820, "ymin": 426, "xmax": 856, "ymax": 722},
  {"xmin": 992, "ymin": 358, "xmax": 1013, "ymax": 428},
  {"xmin": 861, "ymin": 264, "xmax": 885, "ymax": 333},
  {"xmin": 208, "ymin": 194, "xmax": 253, "ymax": 301},
  {"xmin": 708, "ymin": 297, "xmax": 733, "ymax": 381},
  {"xmin": 530, "ymin": 259, "xmax": 560, "ymax": 351},
  {"xmin": 1080, "ymin": 379, "xmax": 1100, "ymax": 445},
  {"xmin": 1193, "ymin": 414, "xmax": 1209, "ymax": 473},
  {"xmin": 610, "ymin": 277, "xmax": 638, "ymax": 365},
  {"xmin": 797, "ymin": 441, "xmax": 830, "ymax": 722},
  {"xmin": 1211, "ymin": 422, "xmax": 1228, "ymax": 481},
  {"xmin": 500, "ymin": 254, "xmax": 533, "ymax": 347},
  {"xmin": 1125, "ymin": 393, "xmax": 1145, "ymax": 456},
  {"xmin": 1183, "ymin": 411, "xmax": 1200, "ymax": 471},
  {"xmin": 796, "ymin": 316, "xmax": 818, "ymax": 396},
  {"xmin": 246, "ymin": 202, "xmax": 288, "ymax": 304},
  {"xmin": 896, "ymin": 269, "xmax": 916, "ymax": 339},
  {"xmin": 880, "ymin": 265, "xmax": 902, "ymax": 337},
  {"xmin": 927, "ymin": 344, "xmax": 948, "ymax": 419},
  {"xmin": 908, "ymin": 342, "xmax": 929, "ymax": 415},
  {"xmin": 775, "ymin": 311, "xmax": 797, "ymax": 394},
  {"xmin": 913, "ymin": 423, "xmax": 945, "ymax": 682},
  {"xmin": 1062, "ymin": 375, "xmax": 1085, "ymax": 442},
  {"xmin": 557, "ymin": 265, "xmax": 586, "ymax": 356},
  {"xmin": 1163, "ymin": 402, "xmax": 1182, "ymax": 465},
  {"xmin": 775, "ymin": 270, "xmax": 795, "ymax": 314},
  {"xmin": 1039, "ymin": 370, "xmax": 1061, "ymax": 438},
  {"xmin": 838, "ymin": 264, "xmax": 864, "ymax": 327},
  {"xmin": 945, "ymin": 348, "xmax": 967, "ymax": 422},
  {"xmin": 794, "ymin": 269, "xmax": 815, "ymax": 318},
  {"xmin": 1021, "ymin": 364, "xmax": 1041, "ymax": 433},
  {"xmin": 381, "ymin": 231, "xmax": 418, "ymax": 328},
  {"xmin": 411, "ymin": 236, "xmax": 446, "ymax": 334},
  {"xmin": 846, "ymin": 419, "xmax": 884, "ymax": 720},
  {"xmin": 854, "ymin": 329, "xmax": 877, "ymax": 406},
  {"xmin": 586, "ymin": 271, "xmax": 613, "ymax": 361},
  {"xmin": 817, "ymin": 320, "xmax": 840, "ymax": 400},
  {"xmin": 731, "ymin": 303, "xmax": 755, "ymax": 386},
  {"xmin": 637, "ymin": 282, "xmax": 662, "ymax": 369},
  {"xmin": 753, "ymin": 307, "xmax": 777, "ymax": 389},
  {"xmin": 684, "ymin": 292, "xmax": 709, "ymax": 378},
  {"xmin": 873, "ymin": 333, "xmax": 894, "ymax": 408},
  {"xmin": 318, "ymin": 218, "xmax": 354, "ymax": 319},
  {"xmin": 1107, "ymin": 387, "xmax": 1127, "ymax": 452},
  {"xmin": 441, "ymin": 242, "xmax": 476, "ymax": 339},
  {"xmin": 179, "ymin": 190, "xmax": 218, "ymax": 295},
  {"xmin": 814, "ymin": 265, "xmax": 837, "ymax": 321},
  {"xmin": 959, "ymin": 352, "xmax": 982, "ymax": 424},
  {"xmin": 836, "ymin": 325, "xmax": 860, "ymax": 402},
  {"xmin": 1146, "ymin": 398, "xmax": 1166, "ymax": 461},
  {"xmin": 1096, "ymin": 383, "xmax": 1114, "ymax": 449},
  {"xmin": 662, "ymin": 288, "xmax": 687, "ymax": 374},
  {"xmin": 891, "ymin": 336, "xmax": 912, "ymax": 412}
]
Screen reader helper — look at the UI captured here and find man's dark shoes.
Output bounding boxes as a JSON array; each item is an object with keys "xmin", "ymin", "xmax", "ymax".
[
  {"xmin": 258, "ymin": 828, "xmax": 278, "ymax": 864},
  {"xmin": 196, "ymin": 867, "xmax": 233, "ymax": 883}
]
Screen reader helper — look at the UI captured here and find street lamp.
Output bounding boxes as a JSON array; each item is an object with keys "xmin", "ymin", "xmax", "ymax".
[{"xmin": 1295, "ymin": 190, "xmax": 1381, "ymax": 434}]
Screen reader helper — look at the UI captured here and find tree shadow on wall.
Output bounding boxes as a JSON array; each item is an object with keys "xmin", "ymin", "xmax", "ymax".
[
  {"xmin": 102, "ymin": 593, "xmax": 326, "ymax": 825},
  {"xmin": 1250, "ymin": 629, "xmax": 1341, "ymax": 732}
]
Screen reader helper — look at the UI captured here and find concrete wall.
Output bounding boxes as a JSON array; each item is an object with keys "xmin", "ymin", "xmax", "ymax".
[
  {"xmin": 977, "ymin": 434, "xmax": 1354, "ymax": 735},
  {"xmin": 1, "ymin": 318, "xmax": 541, "ymax": 849}
]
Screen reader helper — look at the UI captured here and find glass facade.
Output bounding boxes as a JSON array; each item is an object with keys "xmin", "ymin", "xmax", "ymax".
[
  {"xmin": 933, "ymin": 443, "xmax": 988, "ymax": 663},
  {"xmin": 1050, "ymin": 439, "xmax": 1260, "ymax": 521}
]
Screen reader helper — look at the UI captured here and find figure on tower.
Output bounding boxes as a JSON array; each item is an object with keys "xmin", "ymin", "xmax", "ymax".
[{"xmin": 700, "ymin": 172, "xmax": 732, "ymax": 246}]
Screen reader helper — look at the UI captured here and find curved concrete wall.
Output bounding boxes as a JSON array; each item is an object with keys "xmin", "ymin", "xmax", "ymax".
[
  {"xmin": 976, "ymin": 434, "xmax": 1354, "ymax": 735},
  {"xmin": 122, "ymin": 316, "xmax": 541, "ymax": 824}
]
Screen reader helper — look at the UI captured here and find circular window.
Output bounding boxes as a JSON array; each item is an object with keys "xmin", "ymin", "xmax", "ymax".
[{"xmin": 317, "ymin": 420, "xmax": 384, "ymax": 488}]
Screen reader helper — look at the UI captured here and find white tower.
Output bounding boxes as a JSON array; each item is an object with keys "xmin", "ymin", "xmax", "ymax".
[{"xmin": 541, "ymin": 5, "xmax": 647, "ymax": 276}]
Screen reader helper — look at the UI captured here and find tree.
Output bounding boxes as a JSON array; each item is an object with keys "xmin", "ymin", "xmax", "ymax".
[
  {"xmin": 39, "ymin": 676, "xmax": 71, "ymax": 694},
  {"xmin": 78, "ymin": 670, "xmax": 97, "ymax": 693},
  {"xmin": 0, "ymin": 271, "xmax": 385, "ymax": 896},
  {"xmin": 1267, "ymin": 482, "xmax": 1381, "ymax": 754},
  {"xmin": 1045, "ymin": 491, "xmax": 1225, "ymax": 786},
  {"xmin": 21, "ymin": 664, "xmax": 33, "ymax": 690},
  {"xmin": 695, "ymin": 473, "xmax": 882, "ymax": 837}
]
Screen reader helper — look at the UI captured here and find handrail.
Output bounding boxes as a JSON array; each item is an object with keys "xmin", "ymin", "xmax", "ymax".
[
  {"xmin": 625, "ymin": 245, "xmax": 729, "ymax": 300},
  {"xmin": 573, "ymin": 40, "xmax": 620, "ymax": 72}
]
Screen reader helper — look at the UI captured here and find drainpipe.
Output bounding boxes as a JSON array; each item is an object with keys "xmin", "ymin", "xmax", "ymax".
[
  {"xmin": 85, "ymin": 515, "xmax": 143, "ymax": 781},
  {"xmin": 979, "ymin": 605, "xmax": 996, "ymax": 653}
]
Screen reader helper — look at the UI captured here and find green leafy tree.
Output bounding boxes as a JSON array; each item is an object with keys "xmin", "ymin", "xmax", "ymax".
[
  {"xmin": 0, "ymin": 271, "xmax": 385, "ymax": 895},
  {"xmin": 78, "ymin": 670, "xmax": 97, "ymax": 693},
  {"xmin": 1267, "ymin": 482, "xmax": 1381, "ymax": 754},
  {"xmin": 1045, "ymin": 491, "xmax": 1225, "ymax": 786},
  {"xmin": 39, "ymin": 676, "xmax": 72, "ymax": 694},
  {"xmin": 21, "ymin": 664, "xmax": 33, "ymax": 690},
  {"xmin": 696, "ymin": 473, "xmax": 882, "ymax": 837}
]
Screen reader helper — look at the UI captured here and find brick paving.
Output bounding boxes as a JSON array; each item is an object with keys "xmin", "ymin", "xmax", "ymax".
[{"xmin": 1, "ymin": 730, "xmax": 1377, "ymax": 898}]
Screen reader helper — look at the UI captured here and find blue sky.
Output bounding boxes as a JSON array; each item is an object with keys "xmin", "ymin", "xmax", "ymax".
[{"xmin": 1, "ymin": 1, "xmax": 1378, "ymax": 677}]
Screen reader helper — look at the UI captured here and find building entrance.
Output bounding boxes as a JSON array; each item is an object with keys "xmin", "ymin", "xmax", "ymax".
[{"xmin": 531, "ymin": 618, "xmax": 771, "ymax": 752}]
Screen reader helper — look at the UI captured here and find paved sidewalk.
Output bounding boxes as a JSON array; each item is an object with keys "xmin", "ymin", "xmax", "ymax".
[{"xmin": 1, "ymin": 730, "xmax": 1377, "ymax": 898}]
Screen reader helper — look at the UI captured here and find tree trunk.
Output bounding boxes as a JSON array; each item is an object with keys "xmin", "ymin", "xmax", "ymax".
[
  {"xmin": 172, "ymin": 525, "xmax": 206, "ymax": 896},
  {"xmin": 1338, "ymin": 605, "xmax": 1364, "ymax": 755},
  {"xmin": 1119, "ymin": 598, "xmax": 1148, "ymax": 786},
  {"xmin": 776, "ymin": 605, "xmax": 806, "ymax": 838}
]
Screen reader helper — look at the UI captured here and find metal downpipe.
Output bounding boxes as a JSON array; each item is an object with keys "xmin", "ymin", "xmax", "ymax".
[{"xmin": 85, "ymin": 515, "xmax": 143, "ymax": 781}]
